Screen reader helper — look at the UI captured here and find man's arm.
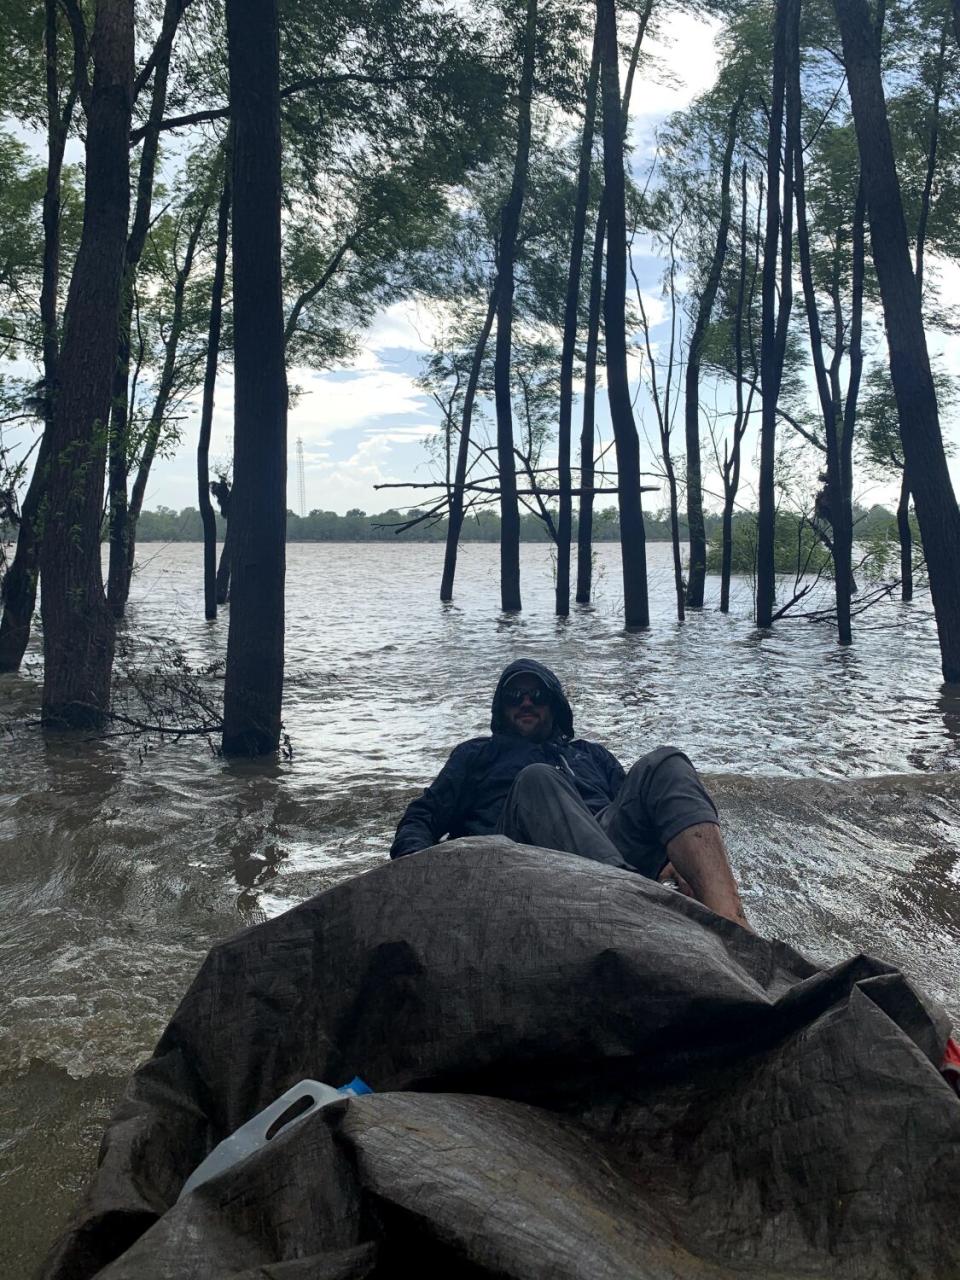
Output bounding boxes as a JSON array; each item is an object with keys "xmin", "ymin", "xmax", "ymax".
[
  {"xmin": 592, "ymin": 743, "xmax": 626, "ymax": 798},
  {"xmin": 390, "ymin": 740, "xmax": 481, "ymax": 859}
]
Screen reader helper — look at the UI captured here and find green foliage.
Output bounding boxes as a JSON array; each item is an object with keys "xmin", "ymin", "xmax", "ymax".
[{"xmin": 707, "ymin": 511, "xmax": 833, "ymax": 576}]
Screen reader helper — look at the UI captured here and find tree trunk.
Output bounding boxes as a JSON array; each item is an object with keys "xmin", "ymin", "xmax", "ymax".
[
  {"xmin": 684, "ymin": 92, "xmax": 741, "ymax": 609},
  {"xmin": 494, "ymin": 0, "xmax": 537, "ymax": 614},
  {"xmin": 598, "ymin": 0, "xmax": 648, "ymax": 627},
  {"xmin": 440, "ymin": 287, "xmax": 497, "ymax": 601},
  {"xmin": 915, "ymin": 19, "xmax": 948, "ymax": 296},
  {"xmin": 757, "ymin": 0, "xmax": 795, "ymax": 627},
  {"xmin": 575, "ymin": 209, "xmax": 605, "ymax": 604},
  {"xmin": 0, "ymin": 0, "xmax": 77, "ymax": 672},
  {"xmin": 897, "ymin": 474, "xmax": 913, "ymax": 602},
  {"xmin": 639, "ymin": 254, "xmax": 684, "ymax": 621},
  {"xmin": 216, "ymin": 510, "xmax": 233, "ymax": 604},
  {"xmin": 123, "ymin": 202, "xmax": 207, "ymax": 600},
  {"xmin": 221, "ymin": 0, "xmax": 288, "ymax": 754},
  {"xmin": 721, "ymin": 163, "xmax": 754, "ymax": 615},
  {"xmin": 556, "ymin": 26, "xmax": 600, "ymax": 617},
  {"xmin": 789, "ymin": 1, "xmax": 854, "ymax": 646},
  {"xmin": 839, "ymin": 182, "xmax": 866, "ymax": 630},
  {"xmin": 198, "ymin": 158, "xmax": 231, "ymax": 621},
  {"xmin": 833, "ymin": 0, "xmax": 960, "ymax": 681},
  {"xmin": 106, "ymin": 0, "xmax": 185, "ymax": 619},
  {"xmin": 39, "ymin": 0, "xmax": 134, "ymax": 727}
]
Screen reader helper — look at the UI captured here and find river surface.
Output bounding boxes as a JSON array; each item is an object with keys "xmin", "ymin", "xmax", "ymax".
[{"xmin": 2, "ymin": 540, "xmax": 959, "ymax": 1273}]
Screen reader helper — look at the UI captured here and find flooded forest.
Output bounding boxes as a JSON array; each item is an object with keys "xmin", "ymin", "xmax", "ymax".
[{"xmin": 2, "ymin": 0, "xmax": 960, "ymax": 1272}]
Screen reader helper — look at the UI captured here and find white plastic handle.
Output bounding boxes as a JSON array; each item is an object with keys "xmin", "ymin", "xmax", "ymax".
[{"xmin": 179, "ymin": 1079, "xmax": 341, "ymax": 1198}]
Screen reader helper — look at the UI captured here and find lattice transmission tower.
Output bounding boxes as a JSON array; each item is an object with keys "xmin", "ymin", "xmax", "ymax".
[{"xmin": 296, "ymin": 437, "xmax": 306, "ymax": 516}]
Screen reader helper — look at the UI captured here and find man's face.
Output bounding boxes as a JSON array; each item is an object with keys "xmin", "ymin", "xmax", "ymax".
[{"xmin": 502, "ymin": 675, "xmax": 555, "ymax": 742}]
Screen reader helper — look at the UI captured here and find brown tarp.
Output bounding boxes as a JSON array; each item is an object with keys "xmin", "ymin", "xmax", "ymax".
[{"xmin": 42, "ymin": 838, "xmax": 960, "ymax": 1279}]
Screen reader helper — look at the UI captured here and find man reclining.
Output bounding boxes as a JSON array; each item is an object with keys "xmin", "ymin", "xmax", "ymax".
[{"xmin": 391, "ymin": 659, "xmax": 751, "ymax": 929}]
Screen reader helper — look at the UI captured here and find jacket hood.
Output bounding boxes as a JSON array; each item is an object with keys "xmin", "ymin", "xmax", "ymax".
[{"xmin": 490, "ymin": 659, "xmax": 574, "ymax": 740}]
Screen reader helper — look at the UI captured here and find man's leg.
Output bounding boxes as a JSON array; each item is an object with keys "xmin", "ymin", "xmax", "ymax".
[
  {"xmin": 600, "ymin": 747, "xmax": 751, "ymax": 929},
  {"xmin": 497, "ymin": 764, "xmax": 629, "ymax": 870}
]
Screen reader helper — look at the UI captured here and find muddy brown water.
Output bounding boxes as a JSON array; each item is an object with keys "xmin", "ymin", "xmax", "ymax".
[{"xmin": 1, "ymin": 541, "xmax": 959, "ymax": 1274}]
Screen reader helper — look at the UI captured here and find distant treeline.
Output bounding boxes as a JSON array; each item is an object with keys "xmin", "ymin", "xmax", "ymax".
[{"xmin": 120, "ymin": 503, "xmax": 904, "ymax": 545}]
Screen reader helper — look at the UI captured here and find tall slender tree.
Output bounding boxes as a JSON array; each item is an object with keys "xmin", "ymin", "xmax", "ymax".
[
  {"xmin": 684, "ymin": 91, "xmax": 742, "ymax": 608},
  {"xmin": 756, "ymin": 0, "xmax": 796, "ymax": 627},
  {"xmin": 832, "ymin": 0, "xmax": 960, "ymax": 681},
  {"xmin": 556, "ymin": 25, "xmax": 600, "ymax": 617},
  {"xmin": 440, "ymin": 287, "xmax": 498, "ymax": 601},
  {"xmin": 106, "ymin": 0, "xmax": 189, "ymax": 618},
  {"xmin": 575, "ymin": 0, "xmax": 653, "ymax": 606},
  {"xmin": 198, "ymin": 153, "xmax": 231, "ymax": 621},
  {"xmin": 494, "ymin": 0, "xmax": 538, "ymax": 613},
  {"xmin": 221, "ymin": 0, "xmax": 288, "ymax": 754},
  {"xmin": 575, "ymin": 210, "xmax": 605, "ymax": 604},
  {"xmin": 598, "ymin": 0, "xmax": 648, "ymax": 627}
]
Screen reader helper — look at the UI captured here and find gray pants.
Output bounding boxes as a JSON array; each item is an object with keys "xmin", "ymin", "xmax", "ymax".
[{"xmin": 496, "ymin": 747, "xmax": 719, "ymax": 879}]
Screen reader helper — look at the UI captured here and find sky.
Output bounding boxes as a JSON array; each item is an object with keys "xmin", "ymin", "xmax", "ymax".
[
  {"xmin": 4, "ymin": 9, "xmax": 958, "ymax": 521},
  {"xmin": 137, "ymin": 10, "xmax": 727, "ymax": 520}
]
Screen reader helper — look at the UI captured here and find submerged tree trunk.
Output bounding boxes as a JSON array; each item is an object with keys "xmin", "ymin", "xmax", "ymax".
[
  {"xmin": 833, "ymin": 0, "xmax": 960, "ymax": 681},
  {"xmin": 598, "ymin": 0, "xmax": 648, "ymax": 627},
  {"xmin": 221, "ymin": 0, "xmax": 288, "ymax": 754},
  {"xmin": 106, "ymin": 0, "xmax": 185, "ymax": 618},
  {"xmin": 897, "ymin": 474, "xmax": 913, "ymax": 601},
  {"xmin": 124, "ymin": 201, "xmax": 207, "ymax": 597},
  {"xmin": 757, "ymin": 0, "xmax": 795, "ymax": 627},
  {"xmin": 685, "ymin": 93, "xmax": 741, "ymax": 609},
  {"xmin": 720, "ymin": 164, "xmax": 759, "ymax": 614},
  {"xmin": 198, "ymin": 158, "xmax": 231, "ymax": 621},
  {"xmin": 789, "ymin": 0, "xmax": 855, "ymax": 647},
  {"xmin": 440, "ymin": 287, "xmax": 497, "ymax": 602},
  {"xmin": 839, "ymin": 182, "xmax": 866, "ymax": 633},
  {"xmin": 216, "ymin": 520, "xmax": 233, "ymax": 603},
  {"xmin": 638, "ymin": 227, "xmax": 683, "ymax": 621},
  {"xmin": 575, "ymin": 210, "xmax": 605, "ymax": 605},
  {"xmin": 0, "ymin": 0, "xmax": 78, "ymax": 672},
  {"xmin": 574, "ymin": 4, "xmax": 651, "ymax": 607},
  {"xmin": 556, "ymin": 27, "xmax": 600, "ymax": 617},
  {"xmin": 494, "ymin": 0, "xmax": 537, "ymax": 614},
  {"xmin": 39, "ymin": 0, "xmax": 134, "ymax": 727}
]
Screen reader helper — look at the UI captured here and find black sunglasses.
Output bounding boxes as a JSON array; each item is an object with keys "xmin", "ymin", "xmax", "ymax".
[{"xmin": 503, "ymin": 686, "xmax": 550, "ymax": 708}]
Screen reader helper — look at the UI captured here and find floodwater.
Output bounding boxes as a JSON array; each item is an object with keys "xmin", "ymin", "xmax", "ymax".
[{"xmin": 2, "ymin": 539, "xmax": 959, "ymax": 1273}]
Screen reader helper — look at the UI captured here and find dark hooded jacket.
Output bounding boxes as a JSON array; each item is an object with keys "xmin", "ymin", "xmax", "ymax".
[{"xmin": 390, "ymin": 659, "xmax": 626, "ymax": 858}]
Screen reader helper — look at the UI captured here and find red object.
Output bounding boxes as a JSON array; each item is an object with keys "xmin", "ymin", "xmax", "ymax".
[{"xmin": 942, "ymin": 1037, "xmax": 960, "ymax": 1097}]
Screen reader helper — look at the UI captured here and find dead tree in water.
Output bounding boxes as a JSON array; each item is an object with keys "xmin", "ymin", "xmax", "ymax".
[
  {"xmin": 221, "ymin": 0, "xmax": 288, "ymax": 754},
  {"xmin": 39, "ymin": 0, "xmax": 135, "ymax": 728}
]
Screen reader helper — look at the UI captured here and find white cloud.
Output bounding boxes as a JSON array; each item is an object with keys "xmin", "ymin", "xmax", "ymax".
[
  {"xmin": 365, "ymin": 299, "xmax": 445, "ymax": 353},
  {"xmin": 630, "ymin": 13, "xmax": 722, "ymax": 125},
  {"xmin": 299, "ymin": 430, "xmax": 441, "ymax": 514},
  {"xmin": 287, "ymin": 366, "xmax": 431, "ymax": 446}
]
